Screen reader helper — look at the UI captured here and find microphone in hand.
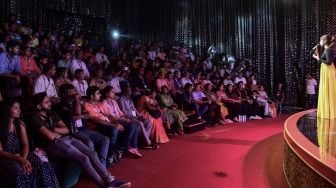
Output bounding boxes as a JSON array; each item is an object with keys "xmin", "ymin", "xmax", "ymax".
[{"xmin": 310, "ymin": 44, "xmax": 320, "ymax": 54}]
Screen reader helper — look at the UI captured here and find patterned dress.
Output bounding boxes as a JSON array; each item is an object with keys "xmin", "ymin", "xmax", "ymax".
[{"xmin": 0, "ymin": 132, "xmax": 60, "ymax": 188}]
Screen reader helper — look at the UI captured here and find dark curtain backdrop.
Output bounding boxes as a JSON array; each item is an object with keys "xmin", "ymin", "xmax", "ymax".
[
  {"xmin": 0, "ymin": 0, "xmax": 125, "ymax": 37},
  {"xmin": 1, "ymin": 0, "xmax": 336, "ymax": 106},
  {"xmin": 124, "ymin": 0, "xmax": 336, "ymax": 106}
]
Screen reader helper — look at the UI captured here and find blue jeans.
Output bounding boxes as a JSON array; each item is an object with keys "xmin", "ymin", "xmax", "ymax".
[
  {"xmin": 47, "ymin": 136, "xmax": 112, "ymax": 187},
  {"xmin": 72, "ymin": 129, "xmax": 110, "ymax": 166},
  {"xmin": 118, "ymin": 120, "xmax": 139, "ymax": 150},
  {"xmin": 130, "ymin": 117, "xmax": 152, "ymax": 146},
  {"xmin": 96, "ymin": 125, "xmax": 118, "ymax": 157},
  {"xmin": 96, "ymin": 121, "xmax": 139, "ymax": 156}
]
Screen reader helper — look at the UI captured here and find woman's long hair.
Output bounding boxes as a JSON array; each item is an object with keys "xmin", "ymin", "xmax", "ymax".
[{"xmin": 0, "ymin": 98, "xmax": 22, "ymax": 139}]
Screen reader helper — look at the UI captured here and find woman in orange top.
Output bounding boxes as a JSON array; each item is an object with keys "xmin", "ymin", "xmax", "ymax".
[{"xmin": 137, "ymin": 89, "xmax": 169, "ymax": 145}]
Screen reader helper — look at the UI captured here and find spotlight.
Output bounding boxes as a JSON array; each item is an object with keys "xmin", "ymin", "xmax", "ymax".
[{"xmin": 112, "ymin": 30, "xmax": 120, "ymax": 39}]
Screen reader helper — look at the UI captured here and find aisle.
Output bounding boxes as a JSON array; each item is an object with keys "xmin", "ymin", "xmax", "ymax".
[{"xmin": 76, "ymin": 115, "xmax": 290, "ymax": 188}]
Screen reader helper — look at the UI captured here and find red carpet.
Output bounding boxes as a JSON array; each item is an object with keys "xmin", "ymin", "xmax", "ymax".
[{"xmin": 76, "ymin": 116, "xmax": 290, "ymax": 188}]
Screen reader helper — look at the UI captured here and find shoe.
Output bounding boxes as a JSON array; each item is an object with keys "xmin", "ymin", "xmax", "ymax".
[
  {"xmin": 225, "ymin": 119, "xmax": 233, "ymax": 123},
  {"xmin": 219, "ymin": 120, "xmax": 226, "ymax": 125},
  {"xmin": 249, "ymin": 116, "xmax": 256, "ymax": 120},
  {"xmin": 143, "ymin": 145, "xmax": 153, "ymax": 150},
  {"xmin": 126, "ymin": 148, "xmax": 142, "ymax": 158},
  {"xmin": 114, "ymin": 151, "xmax": 123, "ymax": 162},
  {"xmin": 133, "ymin": 149, "xmax": 143, "ymax": 157},
  {"xmin": 177, "ymin": 129, "xmax": 184, "ymax": 135},
  {"xmin": 106, "ymin": 179, "xmax": 131, "ymax": 188},
  {"xmin": 152, "ymin": 144, "xmax": 160, "ymax": 150},
  {"xmin": 254, "ymin": 115, "xmax": 263, "ymax": 119},
  {"xmin": 107, "ymin": 156, "xmax": 115, "ymax": 166}
]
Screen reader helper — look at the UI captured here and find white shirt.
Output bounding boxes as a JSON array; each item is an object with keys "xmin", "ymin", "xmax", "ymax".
[
  {"xmin": 108, "ymin": 77, "xmax": 123, "ymax": 93},
  {"xmin": 72, "ymin": 79, "xmax": 88, "ymax": 96},
  {"xmin": 306, "ymin": 78, "xmax": 317, "ymax": 94},
  {"xmin": 234, "ymin": 76, "xmax": 247, "ymax": 87},
  {"xmin": 181, "ymin": 77, "xmax": 193, "ymax": 86},
  {"xmin": 203, "ymin": 60, "xmax": 213, "ymax": 70},
  {"xmin": 96, "ymin": 52, "xmax": 110, "ymax": 65},
  {"xmin": 147, "ymin": 51, "xmax": 157, "ymax": 61},
  {"xmin": 203, "ymin": 80, "xmax": 212, "ymax": 85},
  {"xmin": 34, "ymin": 75, "xmax": 58, "ymax": 97},
  {"xmin": 70, "ymin": 59, "xmax": 90, "ymax": 77},
  {"xmin": 192, "ymin": 91, "xmax": 206, "ymax": 102},
  {"xmin": 157, "ymin": 52, "xmax": 166, "ymax": 60},
  {"xmin": 223, "ymin": 79, "xmax": 234, "ymax": 86}
]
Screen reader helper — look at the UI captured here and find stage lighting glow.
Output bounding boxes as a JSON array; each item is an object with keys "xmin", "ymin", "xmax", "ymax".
[{"xmin": 112, "ymin": 30, "xmax": 120, "ymax": 39}]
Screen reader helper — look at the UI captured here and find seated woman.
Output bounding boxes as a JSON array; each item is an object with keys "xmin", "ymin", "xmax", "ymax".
[
  {"xmin": 155, "ymin": 71, "xmax": 168, "ymax": 92},
  {"xmin": 236, "ymin": 81, "xmax": 262, "ymax": 121},
  {"xmin": 101, "ymin": 86, "xmax": 142, "ymax": 158},
  {"xmin": 89, "ymin": 67, "xmax": 107, "ymax": 90},
  {"xmin": 165, "ymin": 71, "xmax": 176, "ymax": 95},
  {"xmin": 215, "ymin": 84, "xmax": 237, "ymax": 122},
  {"xmin": 202, "ymin": 73, "xmax": 213, "ymax": 87},
  {"xmin": 257, "ymin": 85, "xmax": 276, "ymax": 117},
  {"xmin": 157, "ymin": 86, "xmax": 187, "ymax": 134},
  {"xmin": 137, "ymin": 89, "xmax": 169, "ymax": 145},
  {"xmin": 0, "ymin": 98, "xmax": 60, "ymax": 187},
  {"xmin": 204, "ymin": 83, "xmax": 232, "ymax": 125},
  {"xmin": 54, "ymin": 67, "xmax": 71, "ymax": 95},
  {"xmin": 193, "ymin": 72, "xmax": 203, "ymax": 86},
  {"xmin": 225, "ymin": 84, "xmax": 244, "ymax": 122}
]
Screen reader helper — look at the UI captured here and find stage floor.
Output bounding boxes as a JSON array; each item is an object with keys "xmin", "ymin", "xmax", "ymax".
[
  {"xmin": 297, "ymin": 111, "xmax": 336, "ymax": 167},
  {"xmin": 284, "ymin": 110, "xmax": 336, "ymax": 187}
]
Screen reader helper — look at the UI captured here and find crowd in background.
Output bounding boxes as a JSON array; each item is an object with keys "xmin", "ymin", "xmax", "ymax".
[{"xmin": 0, "ymin": 14, "xmax": 287, "ymax": 188}]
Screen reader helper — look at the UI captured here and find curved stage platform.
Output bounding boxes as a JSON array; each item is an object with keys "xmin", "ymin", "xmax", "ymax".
[{"xmin": 284, "ymin": 109, "xmax": 336, "ymax": 187}]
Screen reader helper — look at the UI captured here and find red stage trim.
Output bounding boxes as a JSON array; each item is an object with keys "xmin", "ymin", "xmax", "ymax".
[{"xmin": 284, "ymin": 109, "xmax": 336, "ymax": 185}]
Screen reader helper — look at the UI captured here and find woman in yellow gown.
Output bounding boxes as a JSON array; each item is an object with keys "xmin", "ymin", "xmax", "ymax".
[{"xmin": 313, "ymin": 34, "xmax": 336, "ymax": 119}]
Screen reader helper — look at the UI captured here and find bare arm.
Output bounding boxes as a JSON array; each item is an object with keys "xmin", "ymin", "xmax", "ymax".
[
  {"xmin": 0, "ymin": 143, "xmax": 23, "ymax": 161},
  {"xmin": 54, "ymin": 120, "xmax": 69, "ymax": 135},
  {"xmin": 37, "ymin": 126, "xmax": 61, "ymax": 141},
  {"xmin": 89, "ymin": 117, "xmax": 114, "ymax": 127},
  {"xmin": 19, "ymin": 122, "xmax": 29, "ymax": 159}
]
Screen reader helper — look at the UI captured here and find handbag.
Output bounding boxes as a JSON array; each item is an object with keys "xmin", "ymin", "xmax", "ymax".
[{"xmin": 147, "ymin": 109, "xmax": 162, "ymax": 119}]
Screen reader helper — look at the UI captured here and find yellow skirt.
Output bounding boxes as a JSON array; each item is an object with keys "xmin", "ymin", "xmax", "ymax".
[
  {"xmin": 317, "ymin": 63, "xmax": 336, "ymax": 119},
  {"xmin": 317, "ymin": 118, "xmax": 336, "ymax": 160}
]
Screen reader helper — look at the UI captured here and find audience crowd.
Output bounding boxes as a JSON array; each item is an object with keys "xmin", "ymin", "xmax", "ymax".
[{"xmin": 0, "ymin": 14, "xmax": 285, "ymax": 188}]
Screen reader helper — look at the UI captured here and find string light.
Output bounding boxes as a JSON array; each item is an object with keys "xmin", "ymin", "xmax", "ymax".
[{"xmin": 3, "ymin": 0, "xmax": 336, "ymax": 106}]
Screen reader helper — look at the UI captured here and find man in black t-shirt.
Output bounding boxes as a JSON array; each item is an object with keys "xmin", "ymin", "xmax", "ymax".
[
  {"xmin": 30, "ymin": 92, "xmax": 131, "ymax": 188},
  {"xmin": 56, "ymin": 84, "xmax": 110, "ymax": 167}
]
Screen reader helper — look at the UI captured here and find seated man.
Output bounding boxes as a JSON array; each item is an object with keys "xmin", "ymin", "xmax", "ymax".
[
  {"xmin": 30, "ymin": 92, "xmax": 131, "ymax": 188},
  {"xmin": 0, "ymin": 40, "xmax": 22, "ymax": 97},
  {"xmin": 118, "ymin": 86, "xmax": 153, "ymax": 148},
  {"xmin": 72, "ymin": 69, "xmax": 88, "ymax": 97},
  {"xmin": 182, "ymin": 83, "xmax": 208, "ymax": 121},
  {"xmin": 56, "ymin": 84, "xmax": 110, "ymax": 167},
  {"xmin": 84, "ymin": 86, "xmax": 141, "ymax": 166},
  {"xmin": 34, "ymin": 63, "xmax": 59, "ymax": 103}
]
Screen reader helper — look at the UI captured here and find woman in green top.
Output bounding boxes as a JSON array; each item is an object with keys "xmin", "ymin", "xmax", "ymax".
[{"xmin": 157, "ymin": 86, "xmax": 188, "ymax": 134}]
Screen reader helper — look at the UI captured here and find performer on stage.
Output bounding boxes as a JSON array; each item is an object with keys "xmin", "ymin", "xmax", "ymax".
[{"xmin": 313, "ymin": 34, "xmax": 336, "ymax": 119}]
